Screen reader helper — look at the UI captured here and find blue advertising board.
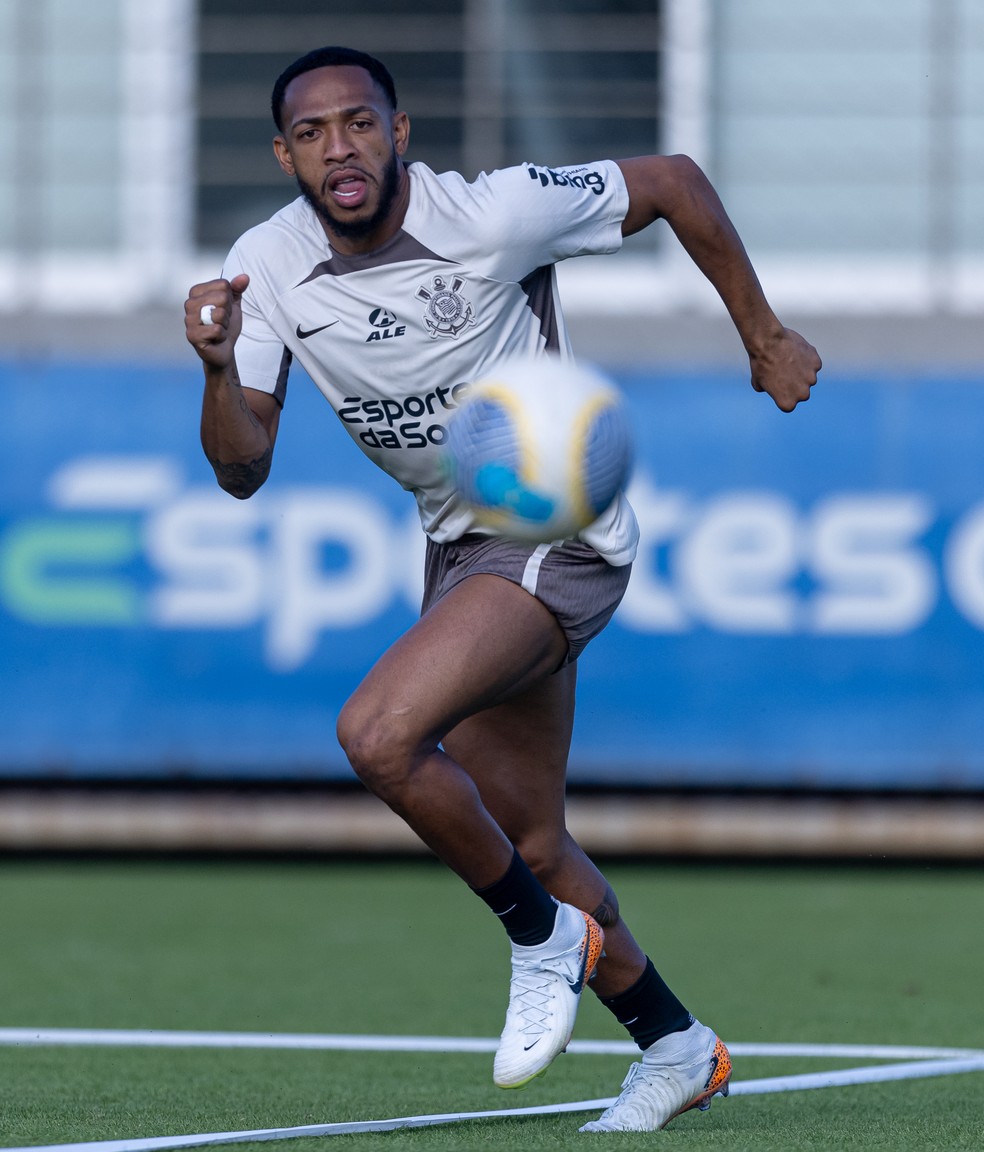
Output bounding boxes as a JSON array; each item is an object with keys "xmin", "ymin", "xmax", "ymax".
[{"xmin": 1, "ymin": 358, "xmax": 982, "ymax": 788}]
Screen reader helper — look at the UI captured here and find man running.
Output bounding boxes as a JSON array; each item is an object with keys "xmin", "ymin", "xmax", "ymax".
[{"xmin": 185, "ymin": 46, "xmax": 820, "ymax": 1132}]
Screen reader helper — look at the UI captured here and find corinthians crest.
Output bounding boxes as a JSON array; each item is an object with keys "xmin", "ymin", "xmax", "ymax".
[{"xmin": 415, "ymin": 274, "xmax": 475, "ymax": 339}]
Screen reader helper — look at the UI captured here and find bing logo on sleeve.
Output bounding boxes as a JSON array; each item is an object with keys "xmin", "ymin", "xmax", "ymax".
[{"xmin": 527, "ymin": 165, "xmax": 607, "ymax": 195}]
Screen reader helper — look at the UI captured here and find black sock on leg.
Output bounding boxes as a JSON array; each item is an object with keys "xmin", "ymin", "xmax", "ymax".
[
  {"xmin": 599, "ymin": 957, "xmax": 694, "ymax": 1050},
  {"xmin": 472, "ymin": 848, "xmax": 558, "ymax": 946}
]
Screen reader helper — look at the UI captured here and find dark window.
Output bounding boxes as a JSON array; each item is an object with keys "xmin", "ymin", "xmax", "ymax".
[{"xmin": 195, "ymin": 0, "xmax": 661, "ymax": 250}]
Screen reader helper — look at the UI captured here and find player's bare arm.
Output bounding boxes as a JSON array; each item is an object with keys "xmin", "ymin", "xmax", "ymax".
[
  {"xmin": 185, "ymin": 273, "xmax": 282, "ymax": 498},
  {"xmin": 617, "ymin": 154, "xmax": 821, "ymax": 413}
]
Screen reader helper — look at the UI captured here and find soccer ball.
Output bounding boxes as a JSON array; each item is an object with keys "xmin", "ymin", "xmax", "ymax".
[{"xmin": 445, "ymin": 354, "xmax": 633, "ymax": 542}]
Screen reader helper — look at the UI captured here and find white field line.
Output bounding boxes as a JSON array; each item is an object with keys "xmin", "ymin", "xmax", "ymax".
[
  {"xmin": 1, "ymin": 1028, "xmax": 983, "ymax": 1062},
  {"xmin": 2, "ymin": 1032, "xmax": 983, "ymax": 1152},
  {"xmin": 728, "ymin": 1056, "xmax": 984, "ymax": 1093}
]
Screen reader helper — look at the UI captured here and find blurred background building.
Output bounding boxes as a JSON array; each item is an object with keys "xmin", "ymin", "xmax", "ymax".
[
  {"xmin": 3, "ymin": 0, "xmax": 983, "ymax": 329},
  {"xmin": 1, "ymin": 0, "xmax": 982, "ymax": 856}
]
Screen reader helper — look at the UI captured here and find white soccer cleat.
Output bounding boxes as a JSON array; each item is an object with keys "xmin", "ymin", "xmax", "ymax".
[
  {"xmin": 579, "ymin": 1020, "xmax": 732, "ymax": 1132},
  {"xmin": 493, "ymin": 902, "xmax": 604, "ymax": 1089}
]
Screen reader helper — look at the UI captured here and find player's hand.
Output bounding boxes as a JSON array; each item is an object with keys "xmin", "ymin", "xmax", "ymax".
[
  {"xmin": 185, "ymin": 274, "xmax": 250, "ymax": 369},
  {"xmin": 748, "ymin": 326, "xmax": 821, "ymax": 412}
]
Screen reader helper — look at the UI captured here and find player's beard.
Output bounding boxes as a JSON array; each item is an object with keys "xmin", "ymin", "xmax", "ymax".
[{"xmin": 297, "ymin": 150, "xmax": 404, "ymax": 246}]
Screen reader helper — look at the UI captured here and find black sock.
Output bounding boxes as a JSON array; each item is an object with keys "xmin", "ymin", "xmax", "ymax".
[
  {"xmin": 599, "ymin": 957, "xmax": 694, "ymax": 1050},
  {"xmin": 472, "ymin": 848, "xmax": 558, "ymax": 946}
]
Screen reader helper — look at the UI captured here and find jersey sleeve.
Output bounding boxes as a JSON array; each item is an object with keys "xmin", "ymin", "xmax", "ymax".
[
  {"xmin": 221, "ymin": 242, "xmax": 292, "ymax": 405},
  {"xmin": 463, "ymin": 159, "xmax": 629, "ymax": 281}
]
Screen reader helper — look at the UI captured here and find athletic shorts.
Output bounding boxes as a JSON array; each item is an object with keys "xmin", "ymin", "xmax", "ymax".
[{"xmin": 421, "ymin": 534, "xmax": 632, "ymax": 665}]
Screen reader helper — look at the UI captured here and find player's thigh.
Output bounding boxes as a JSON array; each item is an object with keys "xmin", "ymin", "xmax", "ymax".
[
  {"xmin": 442, "ymin": 661, "xmax": 576, "ymax": 852},
  {"xmin": 337, "ymin": 572, "xmax": 568, "ymax": 767}
]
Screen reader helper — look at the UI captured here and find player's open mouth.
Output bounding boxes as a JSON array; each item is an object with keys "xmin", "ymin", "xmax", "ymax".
[{"xmin": 327, "ymin": 170, "xmax": 369, "ymax": 208}]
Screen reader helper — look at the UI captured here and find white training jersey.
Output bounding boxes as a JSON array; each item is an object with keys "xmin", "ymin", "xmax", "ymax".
[{"xmin": 222, "ymin": 158, "xmax": 640, "ymax": 565}]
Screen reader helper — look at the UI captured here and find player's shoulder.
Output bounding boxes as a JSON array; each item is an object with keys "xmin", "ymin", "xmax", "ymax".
[
  {"xmin": 405, "ymin": 159, "xmax": 611, "ymax": 232},
  {"xmin": 409, "ymin": 158, "xmax": 625, "ymax": 220},
  {"xmin": 405, "ymin": 162, "xmax": 472, "ymax": 209},
  {"xmin": 228, "ymin": 198, "xmax": 326, "ymax": 281},
  {"xmin": 408, "ymin": 158, "xmax": 614, "ymax": 196}
]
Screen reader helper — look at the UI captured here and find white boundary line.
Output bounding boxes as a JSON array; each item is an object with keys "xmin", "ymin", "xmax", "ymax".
[
  {"xmin": 2, "ymin": 1032, "xmax": 982, "ymax": 1152},
  {"xmin": 2, "ymin": 1028, "xmax": 983, "ymax": 1062}
]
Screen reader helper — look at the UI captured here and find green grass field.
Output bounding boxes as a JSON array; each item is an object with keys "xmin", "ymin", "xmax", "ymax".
[{"xmin": 1, "ymin": 858, "xmax": 982, "ymax": 1151}]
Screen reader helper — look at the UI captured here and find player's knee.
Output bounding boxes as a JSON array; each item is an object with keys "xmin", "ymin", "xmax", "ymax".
[{"xmin": 336, "ymin": 700, "xmax": 412, "ymax": 797}]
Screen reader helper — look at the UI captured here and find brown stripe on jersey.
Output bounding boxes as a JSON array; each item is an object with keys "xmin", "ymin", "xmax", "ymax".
[
  {"xmin": 519, "ymin": 265, "xmax": 561, "ymax": 352},
  {"xmin": 273, "ymin": 346, "xmax": 291, "ymax": 407},
  {"xmin": 295, "ymin": 231, "xmax": 457, "ymax": 285}
]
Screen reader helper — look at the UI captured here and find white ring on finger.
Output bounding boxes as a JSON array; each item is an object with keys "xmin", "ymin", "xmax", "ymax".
[{"xmin": 199, "ymin": 304, "xmax": 215, "ymax": 326}]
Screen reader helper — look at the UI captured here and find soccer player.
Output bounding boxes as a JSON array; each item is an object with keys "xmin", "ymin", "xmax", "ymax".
[{"xmin": 185, "ymin": 46, "xmax": 820, "ymax": 1131}]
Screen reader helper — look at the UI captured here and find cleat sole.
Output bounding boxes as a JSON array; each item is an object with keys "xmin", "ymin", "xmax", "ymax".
[{"xmin": 496, "ymin": 1066, "xmax": 547, "ymax": 1091}]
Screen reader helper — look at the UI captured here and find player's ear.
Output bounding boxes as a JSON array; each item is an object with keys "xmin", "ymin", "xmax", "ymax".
[
  {"xmin": 393, "ymin": 111, "xmax": 410, "ymax": 157},
  {"xmin": 273, "ymin": 135, "xmax": 295, "ymax": 177}
]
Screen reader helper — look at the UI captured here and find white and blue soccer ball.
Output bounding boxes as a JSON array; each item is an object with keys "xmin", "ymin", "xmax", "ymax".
[{"xmin": 446, "ymin": 353, "xmax": 633, "ymax": 542}]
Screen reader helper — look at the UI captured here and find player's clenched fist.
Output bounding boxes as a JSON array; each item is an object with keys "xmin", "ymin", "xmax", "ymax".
[
  {"xmin": 749, "ymin": 326, "xmax": 822, "ymax": 413},
  {"xmin": 185, "ymin": 274, "xmax": 250, "ymax": 368}
]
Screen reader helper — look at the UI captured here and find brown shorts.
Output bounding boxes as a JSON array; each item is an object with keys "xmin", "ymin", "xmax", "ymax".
[{"xmin": 422, "ymin": 534, "xmax": 632, "ymax": 664}]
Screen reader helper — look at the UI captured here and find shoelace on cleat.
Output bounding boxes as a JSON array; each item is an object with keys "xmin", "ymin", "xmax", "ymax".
[
  {"xmin": 505, "ymin": 968, "xmax": 563, "ymax": 1038},
  {"xmin": 592, "ymin": 1060, "xmax": 680, "ymax": 1125}
]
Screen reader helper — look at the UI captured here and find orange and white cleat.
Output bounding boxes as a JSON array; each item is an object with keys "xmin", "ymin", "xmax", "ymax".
[
  {"xmin": 580, "ymin": 1021, "xmax": 731, "ymax": 1132},
  {"xmin": 493, "ymin": 902, "xmax": 604, "ymax": 1089}
]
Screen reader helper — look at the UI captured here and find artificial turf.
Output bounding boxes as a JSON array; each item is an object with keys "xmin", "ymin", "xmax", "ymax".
[{"xmin": 1, "ymin": 858, "xmax": 981, "ymax": 1150}]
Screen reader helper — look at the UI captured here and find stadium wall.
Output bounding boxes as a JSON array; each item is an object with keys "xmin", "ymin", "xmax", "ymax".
[{"xmin": 2, "ymin": 359, "xmax": 982, "ymax": 797}]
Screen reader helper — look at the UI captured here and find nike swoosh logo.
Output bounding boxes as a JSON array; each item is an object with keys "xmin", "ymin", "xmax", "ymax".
[
  {"xmin": 295, "ymin": 320, "xmax": 339, "ymax": 339},
  {"xmin": 523, "ymin": 1040, "xmax": 541, "ymax": 1052}
]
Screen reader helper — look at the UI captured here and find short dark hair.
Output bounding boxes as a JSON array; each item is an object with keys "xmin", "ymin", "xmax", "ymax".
[{"xmin": 271, "ymin": 46, "xmax": 398, "ymax": 132}]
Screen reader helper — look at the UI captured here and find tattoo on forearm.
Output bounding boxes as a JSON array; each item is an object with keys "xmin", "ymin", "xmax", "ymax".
[
  {"xmin": 237, "ymin": 391, "xmax": 261, "ymax": 429},
  {"xmin": 208, "ymin": 445, "xmax": 272, "ymax": 499}
]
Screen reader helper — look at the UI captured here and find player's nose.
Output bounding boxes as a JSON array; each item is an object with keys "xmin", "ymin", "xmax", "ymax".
[{"xmin": 323, "ymin": 127, "xmax": 356, "ymax": 162}]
